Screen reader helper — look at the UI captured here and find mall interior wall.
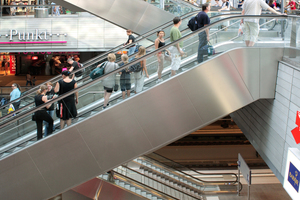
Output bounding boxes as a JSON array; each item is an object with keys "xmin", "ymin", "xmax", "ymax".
[{"xmin": 231, "ymin": 61, "xmax": 300, "ymax": 183}]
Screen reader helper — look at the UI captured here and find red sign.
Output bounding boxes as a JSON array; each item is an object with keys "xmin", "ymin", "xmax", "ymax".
[
  {"xmin": 9, "ymin": 55, "xmax": 15, "ymax": 75},
  {"xmin": 291, "ymin": 111, "xmax": 300, "ymax": 144}
]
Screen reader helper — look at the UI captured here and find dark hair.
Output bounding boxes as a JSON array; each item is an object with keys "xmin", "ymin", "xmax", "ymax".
[
  {"xmin": 157, "ymin": 30, "xmax": 165, "ymax": 36},
  {"xmin": 61, "ymin": 70, "xmax": 71, "ymax": 76},
  {"xmin": 12, "ymin": 83, "xmax": 21, "ymax": 91},
  {"xmin": 173, "ymin": 17, "xmax": 181, "ymax": 25},
  {"xmin": 202, "ymin": 3, "xmax": 210, "ymax": 11}
]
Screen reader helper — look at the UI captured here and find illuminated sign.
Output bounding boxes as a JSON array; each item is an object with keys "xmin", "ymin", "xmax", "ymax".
[
  {"xmin": 291, "ymin": 111, "xmax": 300, "ymax": 144},
  {"xmin": 288, "ymin": 162, "xmax": 300, "ymax": 192},
  {"xmin": 0, "ymin": 29, "xmax": 67, "ymax": 45}
]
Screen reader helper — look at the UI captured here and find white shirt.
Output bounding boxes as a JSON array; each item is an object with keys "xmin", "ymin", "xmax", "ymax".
[
  {"xmin": 221, "ymin": 1, "xmax": 230, "ymax": 10},
  {"xmin": 242, "ymin": 0, "xmax": 269, "ymax": 23}
]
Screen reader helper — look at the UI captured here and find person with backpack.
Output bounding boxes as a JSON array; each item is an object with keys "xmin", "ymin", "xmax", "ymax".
[
  {"xmin": 10, "ymin": 83, "xmax": 21, "ymax": 110},
  {"xmin": 102, "ymin": 53, "xmax": 119, "ymax": 109},
  {"xmin": 119, "ymin": 54, "xmax": 131, "ymax": 99},
  {"xmin": 130, "ymin": 46, "xmax": 149, "ymax": 94},
  {"xmin": 68, "ymin": 58, "xmax": 83, "ymax": 82},
  {"xmin": 155, "ymin": 30, "xmax": 171, "ymax": 83},
  {"xmin": 196, "ymin": 3, "xmax": 211, "ymax": 63}
]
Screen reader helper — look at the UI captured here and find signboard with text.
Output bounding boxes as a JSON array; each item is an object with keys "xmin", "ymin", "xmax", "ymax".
[{"xmin": 284, "ymin": 148, "xmax": 300, "ymax": 199}]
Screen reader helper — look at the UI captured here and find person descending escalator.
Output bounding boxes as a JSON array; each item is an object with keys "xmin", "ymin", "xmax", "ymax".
[{"xmin": 33, "ymin": 85, "xmax": 56, "ymax": 140}]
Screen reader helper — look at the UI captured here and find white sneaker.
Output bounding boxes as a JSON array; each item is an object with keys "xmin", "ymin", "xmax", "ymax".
[{"xmin": 156, "ymin": 79, "xmax": 162, "ymax": 83}]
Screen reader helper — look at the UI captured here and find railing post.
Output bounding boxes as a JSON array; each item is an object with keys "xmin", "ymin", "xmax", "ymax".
[{"xmin": 289, "ymin": 17, "xmax": 297, "ymax": 58}]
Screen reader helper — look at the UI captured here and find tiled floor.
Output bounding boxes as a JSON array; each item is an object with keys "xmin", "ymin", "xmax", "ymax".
[{"xmin": 218, "ymin": 184, "xmax": 292, "ymax": 200}]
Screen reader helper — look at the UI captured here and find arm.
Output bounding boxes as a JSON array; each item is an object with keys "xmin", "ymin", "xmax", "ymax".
[
  {"xmin": 42, "ymin": 95, "xmax": 52, "ymax": 109},
  {"xmin": 267, "ymin": 6, "xmax": 282, "ymax": 14},
  {"xmin": 74, "ymin": 82, "xmax": 78, "ymax": 104},
  {"xmin": 218, "ymin": 5, "xmax": 228, "ymax": 11},
  {"xmin": 154, "ymin": 39, "xmax": 161, "ymax": 61},
  {"xmin": 142, "ymin": 60, "xmax": 149, "ymax": 78},
  {"xmin": 54, "ymin": 82, "xmax": 59, "ymax": 93},
  {"xmin": 241, "ymin": 9, "xmax": 245, "ymax": 24},
  {"xmin": 204, "ymin": 24, "xmax": 209, "ymax": 41}
]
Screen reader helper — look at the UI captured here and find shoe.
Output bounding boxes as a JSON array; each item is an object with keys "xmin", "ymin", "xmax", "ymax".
[
  {"xmin": 156, "ymin": 79, "xmax": 162, "ymax": 83},
  {"xmin": 102, "ymin": 106, "xmax": 106, "ymax": 110}
]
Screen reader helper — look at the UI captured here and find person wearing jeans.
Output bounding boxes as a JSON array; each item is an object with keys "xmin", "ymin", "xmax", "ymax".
[
  {"xmin": 197, "ymin": 3, "xmax": 211, "ymax": 63},
  {"xmin": 124, "ymin": 29, "xmax": 136, "ymax": 57},
  {"xmin": 44, "ymin": 82, "xmax": 56, "ymax": 137}
]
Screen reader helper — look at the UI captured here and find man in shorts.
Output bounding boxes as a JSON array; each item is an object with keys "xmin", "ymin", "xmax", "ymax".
[
  {"xmin": 169, "ymin": 16, "xmax": 185, "ymax": 76},
  {"xmin": 241, "ymin": 0, "xmax": 283, "ymax": 47}
]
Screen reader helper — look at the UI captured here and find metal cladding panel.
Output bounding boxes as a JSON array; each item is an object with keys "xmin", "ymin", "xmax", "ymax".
[
  {"xmin": 259, "ymin": 48, "xmax": 284, "ymax": 98},
  {"xmin": 177, "ymin": 52, "xmax": 255, "ymax": 123},
  {"xmin": 76, "ymin": 101, "xmax": 153, "ymax": 170},
  {"xmin": 0, "ymin": 47, "xmax": 282, "ymax": 200},
  {"xmin": 0, "ymin": 150, "xmax": 53, "ymax": 200},
  {"xmin": 228, "ymin": 48, "xmax": 260, "ymax": 100},
  {"xmin": 25, "ymin": 125, "xmax": 101, "ymax": 196},
  {"xmin": 63, "ymin": 0, "xmax": 174, "ymax": 35}
]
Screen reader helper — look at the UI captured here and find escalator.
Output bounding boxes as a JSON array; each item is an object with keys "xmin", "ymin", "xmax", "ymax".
[
  {"xmin": 0, "ymin": 11, "xmax": 247, "ymax": 146},
  {"xmin": 0, "ymin": 15, "xmax": 290, "ymax": 200}
]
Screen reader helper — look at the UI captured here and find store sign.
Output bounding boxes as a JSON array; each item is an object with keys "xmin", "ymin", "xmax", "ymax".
[
  {"xmin": 288, "ymin": 162, "xmax": 300, "ymax": 192},
  {"xmin": 291, "ymin": 111, "xmax": 300, "ymax": 144},
  {"xmin": 284, "ymin": 148, "xmax": 300, "ymax": 199},
  {"xmin": 0, "ymin": 29, "xmax": 67, "ymax": 44}
]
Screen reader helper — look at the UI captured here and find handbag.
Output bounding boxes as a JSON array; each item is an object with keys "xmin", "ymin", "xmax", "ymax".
[
  {"xmin": 114, "ymin": 84, "xmax": 119, "ymax": 92},
  {"xmin": 56, "ymin": 80, "xmax": 63, "ymax": 118},
  {"xmin": 32, "ymin": 114, "xmax": 36, "ymax": 121},
  {"xmin": 113, "ymin": 63, "xmax": 119, "ymax": 92},
  {"xmin": 56, "ymin": 102, "xmax": 63, "ymax": 118},
  {"xmin": 201, "ymin": 41, "xmax": 215, "ymax": 56}
]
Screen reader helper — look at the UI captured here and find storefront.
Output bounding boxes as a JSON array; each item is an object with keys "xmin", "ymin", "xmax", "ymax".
[{"xmin": 0, "ymin": 51, "xmax": 104, "ymax": 76}]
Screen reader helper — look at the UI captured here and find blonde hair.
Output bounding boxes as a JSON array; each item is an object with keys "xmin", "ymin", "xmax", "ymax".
[
  {"xmin": 37, "ymin": 85, "xmax": 47, "ymax": 95},
  {"xmin": 46, "ymin": 82, "xmax": 53, "ymax": 86},
  {"xmin": 107, "ymin": 53, "xmax": 116, "ymax": 62},
  {"xmin": 121, "ymin": 54, "xmax": 129, "ymax": 64},
  {"xmin": 135, "ymin": 46, "xmax": 146, "ymax": 58}
]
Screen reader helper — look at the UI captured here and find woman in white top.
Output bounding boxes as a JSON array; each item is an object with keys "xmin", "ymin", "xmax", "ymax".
[{"xmin": 102, "ymin": 53, "xmax": 118, "ymax": 109}]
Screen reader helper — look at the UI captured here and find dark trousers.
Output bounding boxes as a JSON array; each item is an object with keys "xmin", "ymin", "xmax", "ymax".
[
  {"xmin": 35, "ymin": 110, "xmax": 53, "ymax": 140},
  {"xmin": 12, "ymin": 101, "xmax": 20, "ymax": 110},
  {"xmin": 198, "ymin": 32, "xmax": 208, "ymax": 63},
  {"xmin": 26, "ymin": 80, "xmax": 32, "ymax": 86}
]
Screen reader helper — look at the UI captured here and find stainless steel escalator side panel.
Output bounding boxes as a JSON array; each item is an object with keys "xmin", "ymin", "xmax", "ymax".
[
  {"xmin": 0, "ymin": 47, "xmax": 281, "ymax": 200},
  {"xmin": 52, "ymin": 0, "xmax": 175, "ymax": 35}
]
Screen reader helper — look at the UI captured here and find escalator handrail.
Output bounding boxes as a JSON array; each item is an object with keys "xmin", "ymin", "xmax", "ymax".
[
  {"xmin": 0, "ymin": 11, "xmax": 242, "ymax": 111},
  {"xmin": 145, "ymin": 153, "xmax": 239, "ymax": 184},
  {"xmin": 0, "ymin": 14, "xmax": 289, "ymax": 129}
]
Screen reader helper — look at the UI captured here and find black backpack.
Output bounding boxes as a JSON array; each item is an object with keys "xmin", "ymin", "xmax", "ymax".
[
  {"xmin": 187, "ymin": 15, "xmax": 198, "ymax": 31},
  {"xmin": 129, "ymin": 59, "xmax": 143, "ymax": 72}
]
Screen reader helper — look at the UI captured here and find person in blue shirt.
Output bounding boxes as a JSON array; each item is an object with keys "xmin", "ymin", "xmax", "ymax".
[{"xmin": 10, "ymin": 83, "xmax": 21, "ymax": 110}]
